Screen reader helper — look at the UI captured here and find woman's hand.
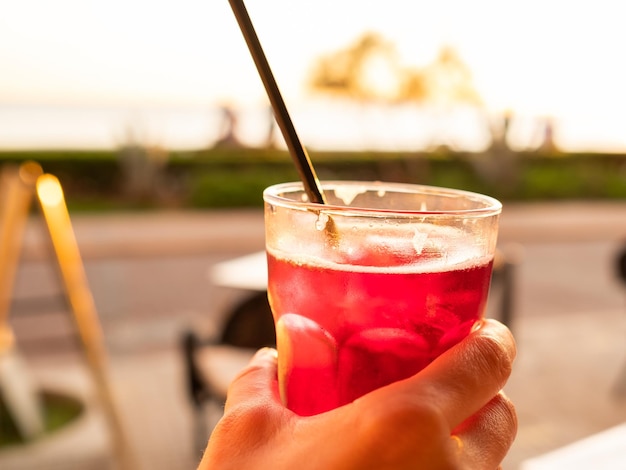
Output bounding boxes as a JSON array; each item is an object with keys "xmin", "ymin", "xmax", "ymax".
[{"xmin": 198, "ymin": 318, "xmax": 517, "ymax": 470}]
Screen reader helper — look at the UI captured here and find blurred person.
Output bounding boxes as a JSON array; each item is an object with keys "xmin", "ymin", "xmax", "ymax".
[
  {"xmin": 197, "ymin": 319, "xmax": 517, "ymax": 470},
  {"xmin": 535, "ymin": 116, "xmax": 558, "ymax": 154},
  {"xmin": 263, "ymin": 105, "xmax": 278, "ymax": 149},
  {"xmin": 213, "ymin": 103, "xmax": 243, "ymax": 149}
]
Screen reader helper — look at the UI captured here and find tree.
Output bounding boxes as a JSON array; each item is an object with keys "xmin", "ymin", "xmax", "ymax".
[
  {"xmin": 308, "ymin": 34, "xmax": 486, "ymax": 153},
  {"xmin": 308, "ymin": 32, "xmax": 400, "ymax": 103},
  {"xmin": 420, "ymin": 45, "xmax": 482, "ymax": 107}
]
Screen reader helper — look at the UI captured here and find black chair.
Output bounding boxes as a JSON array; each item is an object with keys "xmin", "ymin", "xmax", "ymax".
[
  {"xmin": 616, "ymin": 244, "xmax": 626, "ymax": 288},
  {"xmin": 181, "ymin": 291, "xmax": 275, "ymax": 452},
  {"xmin": 488, "ymin": 243, "xmax": 523, "ymax": 330},
  {"xmin": 613, "ymin": 243, "xmax": 626, "ymax": 398},
  {"xmin": 183, "ymin": 290, "xmax": 275, "ymax": 403}
]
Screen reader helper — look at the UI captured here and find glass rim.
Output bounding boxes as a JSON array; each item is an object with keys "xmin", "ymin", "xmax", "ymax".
[{"xmin": 263, "ymin": 181, "xmax": 502, "ymax": 217}]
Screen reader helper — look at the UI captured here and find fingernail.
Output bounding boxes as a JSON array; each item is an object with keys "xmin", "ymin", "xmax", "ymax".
[{"xmin": 251, "ymin": 347, "xmax": 278, "ymax": 364}]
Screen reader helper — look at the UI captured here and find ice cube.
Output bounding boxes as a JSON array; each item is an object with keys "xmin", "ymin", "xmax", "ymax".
[
  {"xmin": 275, "ymin": 314, "xmax": 339, "ymax": 415},
  {"xmin": 337, "ymin": 328, "xmax": 431, "ymax": 405},
  {"xmin": 340, "ymin": 230, "xmax": 420, "ymax": 267},
  {"xmin": 411, "ymin": 230, "xmax": 429, "ymax": 255},
  {"xmin": 433, "ymin": 319, "xmax": 478, "ymax": 357}
]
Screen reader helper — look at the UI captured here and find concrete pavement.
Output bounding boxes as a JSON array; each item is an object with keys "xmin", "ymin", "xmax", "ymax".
[
  {"xmin": 3, "ymin": 201, "xmax": 626, "ymax": 470},
  {"xmin": 18, "ymin": 201, "xmax": 626, "ymax": 261}
]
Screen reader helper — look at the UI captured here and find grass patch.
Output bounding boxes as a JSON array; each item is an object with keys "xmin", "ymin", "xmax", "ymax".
[{"xmin": 0, "ymin": 392, "xmax": 84, "ymax": 447}]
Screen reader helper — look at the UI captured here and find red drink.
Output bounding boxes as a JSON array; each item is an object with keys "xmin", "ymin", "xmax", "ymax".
[
  {"xmin": 264, "ymin": 181, "xmax": 501, "ymax": 417},
  {"xmin": 267, "ymin": 232, "xmax": 494, "ymax": 416}
]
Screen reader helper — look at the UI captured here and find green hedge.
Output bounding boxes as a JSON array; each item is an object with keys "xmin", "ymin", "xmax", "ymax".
[
  {"xmin": 189, "ymin": 166, "xmax": 300, "ymax": 208},
  {"xmin": 1, "ymin": 148, "xmax": 624, "ymax": 211}
]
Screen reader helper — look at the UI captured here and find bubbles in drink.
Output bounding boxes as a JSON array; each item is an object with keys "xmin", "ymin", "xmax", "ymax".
[{"xmin": 323, "ymin": 222, "xmax": 476, "ymax": 270}]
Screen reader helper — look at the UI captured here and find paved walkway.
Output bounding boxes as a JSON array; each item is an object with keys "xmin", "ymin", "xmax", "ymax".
[
  {"xmin": 3, "ymin": 201, "xmax": 626, "ymax": 470},
  {"xmin": 18, "ymin": 201, "xmax": 626, "ymax": 260}
]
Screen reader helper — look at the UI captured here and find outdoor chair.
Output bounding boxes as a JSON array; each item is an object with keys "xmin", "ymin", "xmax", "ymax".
[
  {"xmin": 613, "ymin": 242, "xmax": 626, "ymax": 397},
  {"xmin": 182, "ymin": 290, "xmax": 274, "ymax": 452},
  {"xmin": 489, "ymin": 243, "xmax": 524, "ymax": 329},
  {"xmin": 182, "ymin": 290, "xmax": 275, "ymax": 403}
]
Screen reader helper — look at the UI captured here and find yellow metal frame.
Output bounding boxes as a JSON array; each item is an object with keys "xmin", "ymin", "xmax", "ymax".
[{"xmin": 1, "ymin": 162, "xmax": 135, "ymax": 469}]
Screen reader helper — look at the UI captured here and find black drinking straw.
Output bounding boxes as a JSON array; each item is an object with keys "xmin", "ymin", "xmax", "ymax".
[{"xmin": 227, "ymin": 0, "xmax": 327, "ymax": 205}]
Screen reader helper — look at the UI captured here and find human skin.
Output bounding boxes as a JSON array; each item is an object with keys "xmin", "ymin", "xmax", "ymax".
[{"xmin": 198, "ymin": 319, "xmax": 517, "ymax": 470}]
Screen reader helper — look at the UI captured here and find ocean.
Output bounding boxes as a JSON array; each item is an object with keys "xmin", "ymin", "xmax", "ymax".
[{"xmin": 0, "ymin": 101, "xmax": 622, "ymax": 153}]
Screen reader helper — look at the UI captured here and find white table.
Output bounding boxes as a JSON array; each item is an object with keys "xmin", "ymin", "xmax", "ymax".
[
  {"xmin": 200, "ymin": 251, "xmax": 269, "ymax": 398},
  {"xmin": 209, "ymin": 251, "xmax": 267, "ymax": 291},
  {"xmin": 520, "ymin": 423, "xmax": 626, "ymax": 469}
]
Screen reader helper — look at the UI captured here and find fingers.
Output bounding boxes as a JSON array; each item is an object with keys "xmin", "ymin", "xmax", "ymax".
[
  {"xmin": 416, "ymin": 319, "xmax": 516, "ymax": 429},
  {"xmin": 453, "ymin": 392, "xmax": 518, "ymax": 469},
  {"xmin": 358, "ymin": 319, "xmax": 515, "ymax": 434},
  {"xmin": 200, "ymin": 348, "xmax": 284, "ymax": 468},
  {"xmin": 224, "ymin": 347, "xmax": 282, "ymax": 411},
  {"xmin": 346, "ymin": 319, "xmax": 515, "ymax": 468}
]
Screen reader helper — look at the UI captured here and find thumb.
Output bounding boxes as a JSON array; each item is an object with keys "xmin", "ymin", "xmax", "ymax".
[
  {"xmin": 224, "ymin": 347, "xmax": 282, "ymax": 411},
  {"xmin": 200, "ymin": 348, "xmax": 284, "ymax": 469}
]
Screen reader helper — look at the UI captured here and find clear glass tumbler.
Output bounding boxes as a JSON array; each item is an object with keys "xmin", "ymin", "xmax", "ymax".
[{"xmin": 264, "ymin": 181, "xmax": 501, "ymax": 416}]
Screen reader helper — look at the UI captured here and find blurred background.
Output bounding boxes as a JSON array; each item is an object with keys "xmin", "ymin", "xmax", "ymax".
[{"xmin": 1, "ymin": 0, "xmax": 625, "ymax": 469}]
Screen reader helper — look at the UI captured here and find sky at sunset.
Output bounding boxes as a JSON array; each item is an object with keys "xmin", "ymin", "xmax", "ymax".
[{"xmin": 1, "ymin": 0, "xmax": 625, "ymax": 151}]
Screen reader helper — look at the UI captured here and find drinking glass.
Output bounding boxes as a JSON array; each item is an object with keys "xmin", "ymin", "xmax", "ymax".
[{"xmin": 264, "ymin": 181, "xmax": 501, "ymax": 416}]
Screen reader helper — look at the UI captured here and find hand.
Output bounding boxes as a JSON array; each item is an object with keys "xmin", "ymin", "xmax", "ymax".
[{"xmin": 198, "ymin": 319, "xmax": 517, "ymax": 470}]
